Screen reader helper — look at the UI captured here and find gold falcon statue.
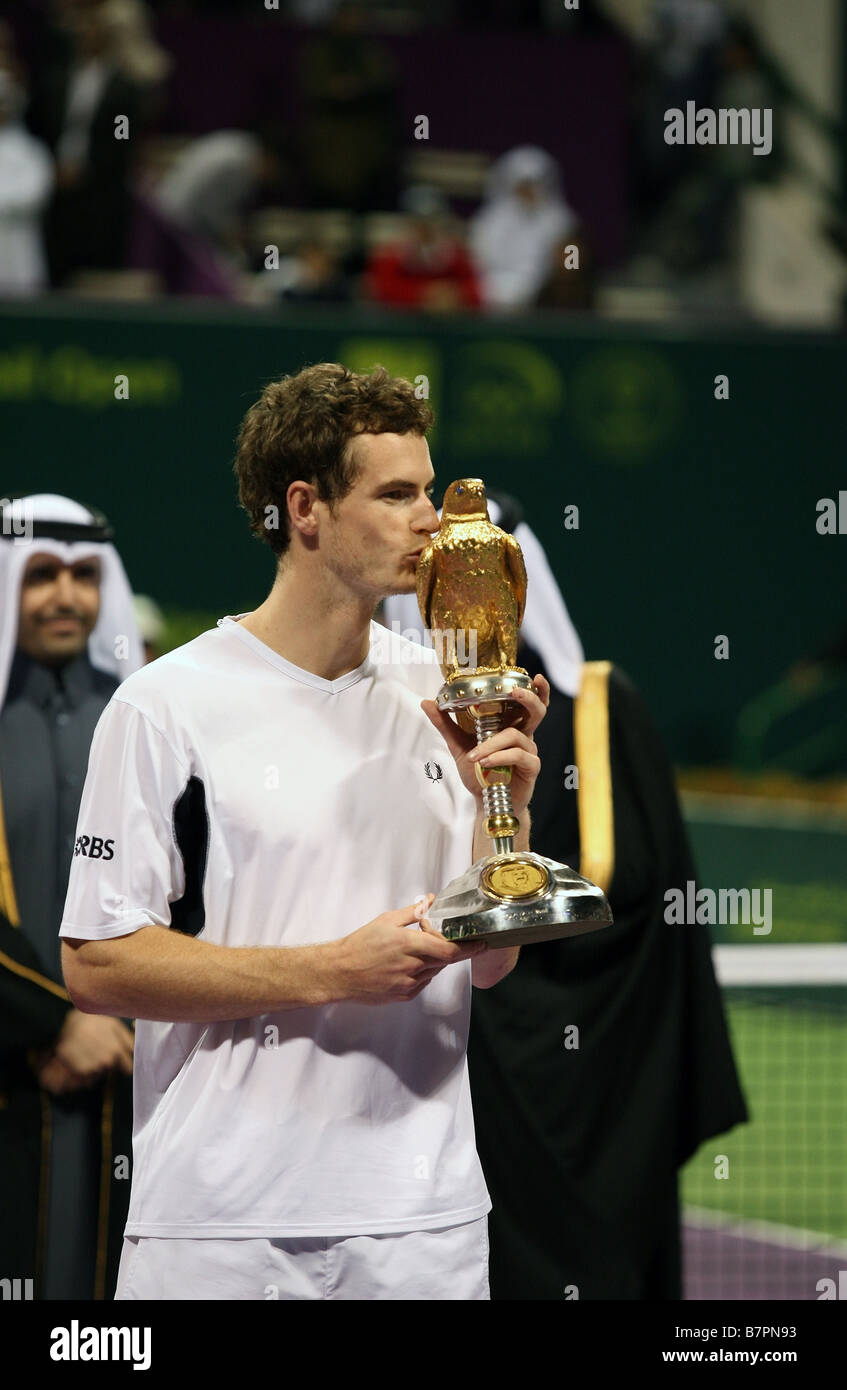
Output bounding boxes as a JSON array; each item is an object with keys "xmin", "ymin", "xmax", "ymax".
[
  {"xmin": 412, "ymin": 475, "xmax": 614, "ymax": 947},
  {"xmin": 415, "ymin": 478, "xmax": 528, "ymax": 682}
]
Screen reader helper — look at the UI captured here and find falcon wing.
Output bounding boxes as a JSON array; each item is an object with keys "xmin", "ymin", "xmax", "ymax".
[
  {"xmin": 415, "ymin": 544, "xmax": 436, "ymax": 628},
  {"xmin": 503, "ymin": 534, "xmax": 527, "ymax": 627}
]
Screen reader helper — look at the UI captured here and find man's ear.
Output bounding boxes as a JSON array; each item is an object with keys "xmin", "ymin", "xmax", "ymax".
[{"xmin": 286, "ymin": 480, "xmax": 320, "ymax": 539}]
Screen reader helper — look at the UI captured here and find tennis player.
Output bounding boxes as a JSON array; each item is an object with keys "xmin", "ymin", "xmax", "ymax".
[{"xmin": 60, "ymin": 362, "xmax": 549, "ymax": 1300}]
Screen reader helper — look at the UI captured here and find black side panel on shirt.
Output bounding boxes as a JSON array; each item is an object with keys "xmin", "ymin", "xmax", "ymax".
[{"xmin": 171, "ymin": 776, "xmax": 209, "ymax": 938}]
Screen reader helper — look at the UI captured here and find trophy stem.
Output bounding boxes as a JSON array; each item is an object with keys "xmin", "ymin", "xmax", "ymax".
[
  {"xmin": 481, "ymin": 783, "xmax": 515, "ymax": 854},
  {"xmin": 473, "ymin": 710, "xmax": 518, "ymax": 855}
]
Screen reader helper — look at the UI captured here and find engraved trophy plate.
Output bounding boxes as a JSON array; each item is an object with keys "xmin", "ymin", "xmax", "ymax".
[
  {"xmin": 416, "ymin": 478, "xmax": 613, "ymax": 948},
  {"xmin": 480, "ymin": 858, "xmax": 550, "ymax": 902}
]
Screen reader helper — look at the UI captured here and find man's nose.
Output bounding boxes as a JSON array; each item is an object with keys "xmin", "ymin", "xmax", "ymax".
[
  {"xmin": 420, "ymin": 500, "xmax": 441, "ymax": 534},
  {"xmin": 52, "ymin": 570, "xmax": 78, "ymax": 608}
]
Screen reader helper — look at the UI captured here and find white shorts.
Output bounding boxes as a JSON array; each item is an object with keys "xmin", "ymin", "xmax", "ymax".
[{"xmin": 114, "ymin": 1217, "xmax": 490, "ymax": 1301}]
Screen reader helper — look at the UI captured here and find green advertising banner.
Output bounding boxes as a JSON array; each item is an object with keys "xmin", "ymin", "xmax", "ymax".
[{"xmin": 2, "ymin": 301, "xmax": 844, "ymax": 761}]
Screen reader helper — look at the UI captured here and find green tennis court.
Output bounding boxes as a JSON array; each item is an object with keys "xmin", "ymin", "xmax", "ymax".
[
  {"xmin": 682, "ymin": 988, "xmax": 847, "ymax": 1238},
  {"xmin": 679, "ymin": 791, "xmax": 847, "ymax": 1298}
]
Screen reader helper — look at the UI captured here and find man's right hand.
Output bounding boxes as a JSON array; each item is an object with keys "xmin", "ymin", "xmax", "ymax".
[
  {"xmin": 331, "ymin": 896, "xmax": 486, "ymax": 1005},
  {"xmin": 31, "ymin": 1050, "xmax": 86, "ymax": 1096},
  {"xmin": 52, "ymin": 1010, "xmax": 135, "ymax": 1081}
]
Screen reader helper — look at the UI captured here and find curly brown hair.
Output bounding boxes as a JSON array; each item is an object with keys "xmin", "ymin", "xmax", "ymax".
[{"xmin": 234, "ymin": 362, "xmax": 434, "ymax": 558}]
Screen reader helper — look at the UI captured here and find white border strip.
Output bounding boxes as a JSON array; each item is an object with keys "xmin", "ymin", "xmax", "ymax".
[
  {"xmin": 714, "ymin": 944, "xmax": 847, "ymax": 985},
  {"xmin": 681, "ymin": 790, "xmax": 847, "ymax": 832},
  {"xmin": 684, "ymin": 1204, "xmax": 847, "ymax": 1260}
]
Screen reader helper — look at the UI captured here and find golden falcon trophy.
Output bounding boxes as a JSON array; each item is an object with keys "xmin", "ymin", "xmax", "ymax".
[{"xmin": 416, "ymin": 478, "xmax": 614, "ymax": 947}]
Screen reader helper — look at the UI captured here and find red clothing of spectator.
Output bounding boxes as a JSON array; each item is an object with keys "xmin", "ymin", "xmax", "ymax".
[{"xmin": 366, "ymin": 235, "xmax": 482, "ymax": 309}]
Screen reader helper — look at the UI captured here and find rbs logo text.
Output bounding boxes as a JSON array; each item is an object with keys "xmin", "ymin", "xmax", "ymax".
[{"xmin": 74, "ymin": 835, "xmax": 115, "ymax": 860}]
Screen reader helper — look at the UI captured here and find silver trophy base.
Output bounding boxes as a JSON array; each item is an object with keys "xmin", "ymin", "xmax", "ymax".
[{"xmin": 426, "ymin": 851, "xmax": 614, "ymax": 948}]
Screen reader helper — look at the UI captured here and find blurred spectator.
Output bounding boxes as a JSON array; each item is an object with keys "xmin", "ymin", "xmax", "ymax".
[
  {"xmin": 364, "ymin": 184, "xmax": 481, "ymax": 312},
  {"xmin": 634, "ymin": 0, "xmax": 726, "ymax": 231},
  {"xmin": 112, "ymin": 3, "xmax": 167, "ymax": 100},
  {"xmin": 274, "ymin": 238, "xmax": 352, "ymax": 305},
  {"xmin": 649, "ymin": 18, "xmax": 781, "ymax": 274},
  {"xmin": 535, "ymin": 233, "xmax": 595, "ymax": 312},
  {"xmin": 711, "ymin": 19, "xmax": 780, "ymax": 183},
  {"xmin": 0, "ymin": 19, "xmax": 25, "ymax": 84},
  {"xmin": 26, "ymin": 0, "xmax": 166, "ymax": 287},
  {"xmin": 648, "ymin": 0, "xmax": 726, "ymax": 85},
  {"xmin": 0, "ymin": 61, "xmax": 53, "ymax": 296},
  {"xmin": 470, "ymin": 146, "xmax": 579, "ymax": 309},
  {"xmin": 155, "ymin": 127, "xmax": 284, "ymax": 270},
  {"xmin": 99, "ymin": 0, "xmax": 171, "ymax": 116},
  {"xmin": 298, "ymin": 2, "xmax": 401, "ymax": 212}
]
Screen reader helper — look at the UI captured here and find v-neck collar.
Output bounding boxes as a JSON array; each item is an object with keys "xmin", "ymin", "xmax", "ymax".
[{"xmin": 218, "ymin": 614, "xmax": 375, "ymax": 694}]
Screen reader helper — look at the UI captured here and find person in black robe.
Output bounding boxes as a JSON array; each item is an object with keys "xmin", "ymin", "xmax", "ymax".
[
  {"xmin": 381, "ymin": 489, "xmax": 748, "ymax": 1300},
  {"xmin": 468, "ymin": 645, "xmax": 747, "ymax": 1299}
]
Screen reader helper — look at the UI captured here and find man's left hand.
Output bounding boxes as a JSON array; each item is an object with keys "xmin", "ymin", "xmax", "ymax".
[{"xmin": 420, "ymin": 674, "xmax": 550, "ymax": 818}]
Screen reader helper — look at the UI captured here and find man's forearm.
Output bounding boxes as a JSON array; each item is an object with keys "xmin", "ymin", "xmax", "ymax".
[{"xmin": 62, "ymin": 926, "xmax": 344, "ymax": 1023}]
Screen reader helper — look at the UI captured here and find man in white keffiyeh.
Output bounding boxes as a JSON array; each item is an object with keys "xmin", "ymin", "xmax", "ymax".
[{"xmin": 0, "ymin": 492, "xmax": 143, "ymax": 1299}]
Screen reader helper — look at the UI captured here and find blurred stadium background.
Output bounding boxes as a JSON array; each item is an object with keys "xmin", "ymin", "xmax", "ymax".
[{"xmin": 1, "ymin": 0, "xmax": 845, "ymax": 1301}]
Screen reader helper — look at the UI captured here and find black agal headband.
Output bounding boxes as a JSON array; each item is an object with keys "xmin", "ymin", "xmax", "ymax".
[{"xmin": 0, "ymin": 495, "xmax": 114, "ymax": 543}]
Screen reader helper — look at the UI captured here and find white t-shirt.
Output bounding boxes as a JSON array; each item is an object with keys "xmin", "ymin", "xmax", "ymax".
[{"xmin": 60, "ymin": 616, "xmax": 490, "ymax": 1237}]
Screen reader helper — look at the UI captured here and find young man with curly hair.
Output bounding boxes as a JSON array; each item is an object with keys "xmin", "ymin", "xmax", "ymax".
[{"xmin": 59, "ymin": 362, "xmax": 549, "ymax": 1301}]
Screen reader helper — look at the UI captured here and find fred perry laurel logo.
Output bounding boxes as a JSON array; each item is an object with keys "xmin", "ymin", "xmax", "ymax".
[{"xmin": 424, "ymin": 761, "xmax": 443, "ymax": 783}]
